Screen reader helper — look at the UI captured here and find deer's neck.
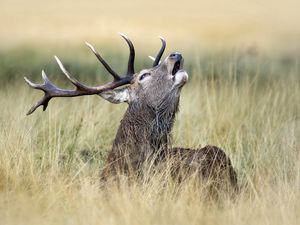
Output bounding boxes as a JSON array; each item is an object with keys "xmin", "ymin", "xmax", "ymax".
[{"xmin": 112, "ymin": 97, "xmax": 180, "ymax": 158}]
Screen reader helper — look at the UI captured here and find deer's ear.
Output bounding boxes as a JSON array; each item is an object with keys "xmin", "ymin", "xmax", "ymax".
[{"xmin": 98, "ymin": 87, "xmax": 130, "ymax": 104}]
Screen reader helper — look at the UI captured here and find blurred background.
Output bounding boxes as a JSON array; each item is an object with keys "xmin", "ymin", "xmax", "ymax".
[
  {"xmin": 1, "ymin": 0, "xmax": 300, "ymax": 85},
  {"xmin": 1, "ymin": 0, "xmax": 300, "ymax": 50}
]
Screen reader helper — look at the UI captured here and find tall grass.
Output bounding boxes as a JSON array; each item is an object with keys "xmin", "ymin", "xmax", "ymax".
[{"xmin": 0, "ymin": 48, "xmax": 299, "ymax": 225}]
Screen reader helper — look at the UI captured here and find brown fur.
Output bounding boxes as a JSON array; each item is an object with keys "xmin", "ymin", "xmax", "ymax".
[{"xmin": 99, "ymin": 53, "xmax": 238, "ymax": 191}]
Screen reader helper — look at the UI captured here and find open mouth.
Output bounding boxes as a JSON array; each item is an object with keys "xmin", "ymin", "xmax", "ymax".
[{"xmin": 172, "ymin": 61, "xmax": 181, "ymax": 76}]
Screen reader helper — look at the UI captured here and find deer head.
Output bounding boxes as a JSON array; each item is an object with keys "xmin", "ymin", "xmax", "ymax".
[
  {"xmin": 25, "ymin": 34, "xmax": 188, "ymax": 117},
  {"xmin": 100, "ymin": 51, "xmax": 187, "ymax": 106}
]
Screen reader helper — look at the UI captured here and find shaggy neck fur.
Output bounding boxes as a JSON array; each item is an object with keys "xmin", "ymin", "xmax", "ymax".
[{"xmin": 111, "ymin": 89, "xmax": 180, "ymax": 163}]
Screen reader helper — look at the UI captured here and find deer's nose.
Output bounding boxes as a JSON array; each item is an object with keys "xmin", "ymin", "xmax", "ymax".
[{"xmin": 169, "ymin": 52, "xmax": 182, "ymax": 61}]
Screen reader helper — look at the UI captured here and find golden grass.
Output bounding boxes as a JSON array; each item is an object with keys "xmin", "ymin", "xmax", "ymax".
[{"xmin": 0, "ymin": 54, "xmax": 299, "ymax": 224}]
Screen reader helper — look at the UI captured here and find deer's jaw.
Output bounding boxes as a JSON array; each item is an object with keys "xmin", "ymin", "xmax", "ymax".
[{"xmin": 173, "ymin": 69, "xmax": 188, "ymax": 88}]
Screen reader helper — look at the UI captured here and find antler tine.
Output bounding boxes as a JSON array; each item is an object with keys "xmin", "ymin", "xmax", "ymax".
[
  {"xmin": 85, "ymin": 42, "xmax": 121, "ymax": 81},
  {"xmin": 26, "ymin": 95, "xmax": 50, "ymax": 115},
  {"xmin": 153, "ymin": 36, "xmax": 166, "ymax": 67},
  {"xmin": 119, "ymin": 33, "xmax": 135, "ymax": 75},
  {"xmin": 148, "ymin": 56, "xmax": 156, "ymax": 62},
  {"xmin": 54, "ymin": 56, "xmax": 90, "ymax": 91},
  {"xmin": 24, "ymin": 70, "xmax": 57, "ymax": 115},
  {"xmin": 24, "ymin": 76, "xmax": 41, "ymax": 90}
]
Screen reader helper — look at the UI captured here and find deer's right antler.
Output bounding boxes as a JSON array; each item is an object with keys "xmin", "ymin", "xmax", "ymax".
[{"xmin": 24, "ymin": 34, "xmax": 136, "ymax": 115}]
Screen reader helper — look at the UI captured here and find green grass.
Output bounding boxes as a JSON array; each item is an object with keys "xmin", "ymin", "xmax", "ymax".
[
  {"xmin": 0, "ymin": 47, "xmax": 299, "ymax": 225},
  {"xmin": 0, "ymin": 46, "xmax": 297, "ymax": 86}
]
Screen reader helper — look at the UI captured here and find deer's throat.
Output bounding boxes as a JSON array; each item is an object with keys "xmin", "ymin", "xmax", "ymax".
[{"xmin": 113, "ymin": 99, "xmax": 179, "ymax": 153}]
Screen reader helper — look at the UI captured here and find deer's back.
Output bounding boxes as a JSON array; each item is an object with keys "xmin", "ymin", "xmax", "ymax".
[{"xmin": 166, "ymin": 145, "xmax": 238, "ymax": 189}]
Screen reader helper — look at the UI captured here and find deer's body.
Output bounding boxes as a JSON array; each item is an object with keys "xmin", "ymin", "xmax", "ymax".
[
  {"xmin": 101, "ymin": 95, "xmax": 237, "ymax": 189},
  {"xmin": 25, "ymin": 35, "xmax": 238, "ymax": 191}
]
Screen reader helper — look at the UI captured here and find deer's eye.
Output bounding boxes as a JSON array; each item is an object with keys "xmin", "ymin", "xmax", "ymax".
[{"xmin": 139, "ymin": 73, "xmax": 150, "ymax": 81}]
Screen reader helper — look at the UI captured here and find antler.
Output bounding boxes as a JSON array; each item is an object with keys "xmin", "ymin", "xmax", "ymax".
[
  {"xmin": 85, "ymin": 32, "xmax": 136, "ymax": 79},
  {"xmin": 153, "ymin": 36, "xmax": 166, "ymax": 66},
  {"xmin": 119, "ymin": 33, "xmax": 135, "ymax": 75},
  {"xmin": 24, "ymin": 34, "xmax": 135, "ymax": 115}
]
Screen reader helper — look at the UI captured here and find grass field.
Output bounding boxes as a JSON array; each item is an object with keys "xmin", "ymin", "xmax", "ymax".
[
  {"xmin": 0, "ymin": 49, "xmax": 299, "ymax": 225},
  {"xmin": 1, "ymin": 0, "xmax": 300, "ymax": 224}
]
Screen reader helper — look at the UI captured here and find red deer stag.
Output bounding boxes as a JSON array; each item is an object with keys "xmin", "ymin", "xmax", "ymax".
[{"xmin": 25, "ymin": 34, "xmax": 238, "ymax": 191}]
